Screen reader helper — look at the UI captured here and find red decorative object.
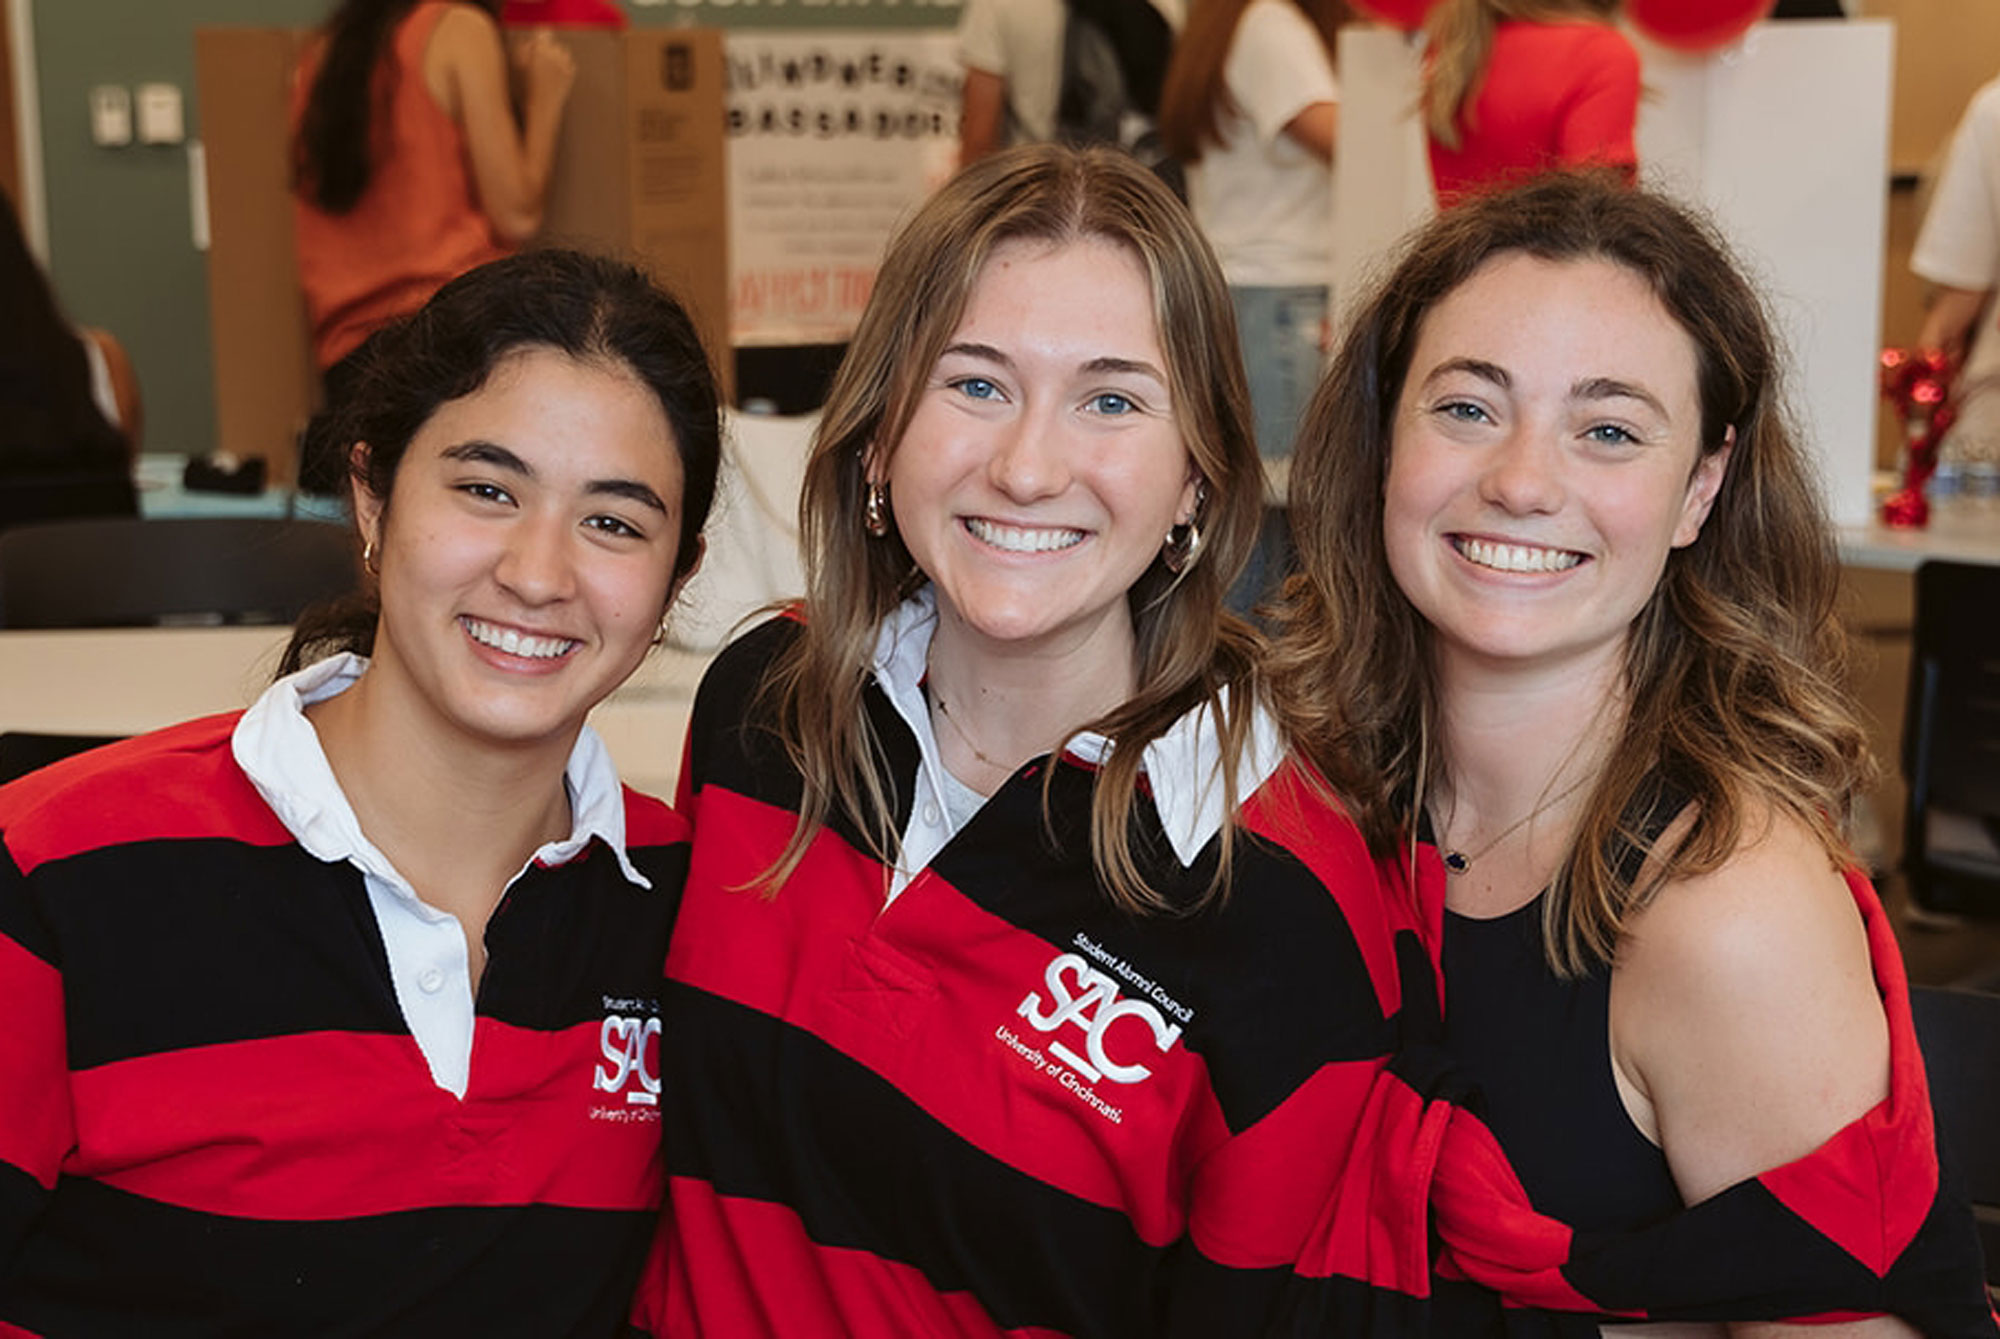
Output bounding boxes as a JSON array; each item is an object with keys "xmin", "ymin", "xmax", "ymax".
[
  {"xmin": 1350, "ymin": 0, "xmax": 1436, "ymax": 30},
  {"xmin": 1627, "ymin": 0, "xmax": 1775, "ymax": 52},
  {"xmin": 1878, "ymin": 347, "xmax": 1958, "ymax": 529}
]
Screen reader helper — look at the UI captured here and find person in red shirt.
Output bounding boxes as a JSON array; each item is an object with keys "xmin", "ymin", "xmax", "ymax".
[{"xmin": 1421, "ymin": 0, "xmax": 1639, "ymax": 206}]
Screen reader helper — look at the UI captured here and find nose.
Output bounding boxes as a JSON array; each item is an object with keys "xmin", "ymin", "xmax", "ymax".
[
  {"xmin": 987, "ymin": 400, "xmax": 1071, "ymax": 503},
  {"xmin": 494, "ymin": 511, "xmax": 577, "ymax": 605},
  {"xmin": 1478, "ymin": 424, "xmax": 1565, "ymax": 516}
]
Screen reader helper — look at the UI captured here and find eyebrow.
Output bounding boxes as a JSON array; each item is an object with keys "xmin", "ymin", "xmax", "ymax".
[
  {"xmin": 939, "ymin": 342, "xmax": 1168, "ymax": 384},
  {"xmin": 442, "ymin": 440, "xmax": 669, "ymax": 514},
  {"xmin": 1419, "ymin": 362, "xmax": 1671, "ymax": 420},
  {"xmin": 1571, "ymin": 376, "xmax": 1669, "ymax": 420}
]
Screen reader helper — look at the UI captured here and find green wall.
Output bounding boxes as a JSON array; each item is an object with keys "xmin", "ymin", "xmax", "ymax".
[{"xmin": 30, "ymin": 0, "xmax": 955, "ymax": 459}]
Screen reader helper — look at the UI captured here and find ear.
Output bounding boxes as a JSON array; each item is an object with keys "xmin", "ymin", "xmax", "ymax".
[
  {"xmin": 349, "ymin": 442, "xmax": 386, "ymax": 555},
  {"xmin": 665, "ymin": 535, "xmax": 707, "ymax": 609},
  {"xmin": 1671, "ymin": 427, "xmax": 1733, "ymax": 549},
  {"xmin": 1176, "ymin": 469, "xmax": 1205, "ymax": 528}
]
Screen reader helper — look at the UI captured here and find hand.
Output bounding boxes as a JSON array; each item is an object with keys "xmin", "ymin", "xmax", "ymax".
[{"xmin": 515, "ymin": 29, "xmax": 575, "ymax": 108}]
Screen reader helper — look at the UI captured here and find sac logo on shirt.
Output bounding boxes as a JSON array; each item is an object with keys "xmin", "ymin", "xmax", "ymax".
[
  {"xmin": 1018, "ymin": 951, "xmax": 1184, "ymax": 1084},
  {"xmin": 593, "ymin": 995, "xmax": 660, "ymax": 1109}
]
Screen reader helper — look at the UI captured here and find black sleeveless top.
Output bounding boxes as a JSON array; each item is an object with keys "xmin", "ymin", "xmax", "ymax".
[{"xmin": 1437, "ymin": 787, "xmax": 1690, "ymax": 1235}]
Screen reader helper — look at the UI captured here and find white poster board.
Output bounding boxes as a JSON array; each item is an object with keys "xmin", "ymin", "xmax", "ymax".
[
  {"xmin": 726, "ymin": 31, "xmax": 961, "ymax": 346},
  {"xmin": 1332, "ymin": 19, "xmax": 1894, "ymax": 526}
]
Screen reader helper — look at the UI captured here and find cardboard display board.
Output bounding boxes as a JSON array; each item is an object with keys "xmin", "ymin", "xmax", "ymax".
[
  {"xmin": 195, "ymin": 26, "xmax": 730, "ymax": 482},
  {"xmin": 195, "ymin": 28, "xmax": 316, "ymax": 485}
]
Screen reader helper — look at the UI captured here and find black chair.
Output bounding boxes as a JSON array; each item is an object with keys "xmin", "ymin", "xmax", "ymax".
[
  {"xmin": 1910, "ymin": 985, "xmax": 2000, "ymax": 1293},
  {"xmin": 0, "ymin": 516, "xmax": 358, "ymax": 629},
  {"xmin": 0, "ymin": 732, "xmax": 123, "ymax": 785},
  {"xmin": 0, "ymin": 469, "xmax": 139, "ymax": 532},
  {"xmin": 1901, "ymin": 560, "xmax": 2000, "ymax": 917}
]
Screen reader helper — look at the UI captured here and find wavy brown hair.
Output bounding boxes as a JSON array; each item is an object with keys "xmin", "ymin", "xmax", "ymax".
[
  {"xmin": 1421, "ymin": 0, "xmax": 1620, "ymax": 149},
  {"xmin": 1157, "ymin": 0, "xmax": 1347, "ymax": 163},
  {"xmin": 759, "ymin": 143, "xmax": 1264, "ymax": 914},
  {"xmin": 1268, "ymin": 170, "xmax": 1873, "ymax": 974}
]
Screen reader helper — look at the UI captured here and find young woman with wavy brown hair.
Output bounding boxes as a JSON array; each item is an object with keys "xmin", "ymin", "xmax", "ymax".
[
  {"xmin": 1272, "ymin": 169, "xmax": 1996, "ymax": 1336},
  {"xmin": 639, "ymin": 143, "xmax": 1446, "ymax": 1337}
]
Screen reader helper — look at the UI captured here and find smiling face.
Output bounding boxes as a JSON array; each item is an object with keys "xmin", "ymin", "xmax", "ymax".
[
  {"xmin": 1382, "ymin": 253, "xmax": 1728, "ymax": 682},
  {"xmin": 356, "ymin": 345, "xmax": 686, "ymax": 759},
  {"xmin": 879, "ymin": 234, "xmax": 1199, "ymax": 675}
]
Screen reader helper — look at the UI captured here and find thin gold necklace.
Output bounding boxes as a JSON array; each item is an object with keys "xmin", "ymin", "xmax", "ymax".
[
  {"xmin": 928, "ymin": 682, "xmax": 1010, "ymax": 774},
  {"xmin": 1439, "ymin": 773, "xmax": 1591, "ymax": 875}
]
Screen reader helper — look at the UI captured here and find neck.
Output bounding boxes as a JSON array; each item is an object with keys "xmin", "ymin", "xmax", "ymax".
[
  {"xmin": 924, "ymin": 604, "xmax": 1139, "ymax": 784},
  {"xmin": 1431, "ymin": 644, "xmax": 1625, "ymax": 909},
  {"xmin": 304, "ymin": 668, "xmax": 576, "ymax": 918}
]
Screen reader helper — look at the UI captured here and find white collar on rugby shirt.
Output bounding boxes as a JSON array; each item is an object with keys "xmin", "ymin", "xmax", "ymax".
[
  {"xmin": 870, "ymin": 586, "xmax": 1285, "ymax": 873},
  {"xmin": 232, "ymin": 652, "xmax": 649, "ymax": 892}
]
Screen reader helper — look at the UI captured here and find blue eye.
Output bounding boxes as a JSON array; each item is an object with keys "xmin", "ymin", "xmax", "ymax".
[
  {"xmin": 1585, "ymin": 423, "xmax": 1639, "ymax": 445},
  {"xmin": 951, "ymin": 376, "xmax": 1001, "ymax": 401},
  {"xmin": 1436, "ymin": 400, "xmax": 1490, "ymax": 423},
  {"xmin": 1089, "ymin": 392, "xmax": 1137, "ymax": 416}
]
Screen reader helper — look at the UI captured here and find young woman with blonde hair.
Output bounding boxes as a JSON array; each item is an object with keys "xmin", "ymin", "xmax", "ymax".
[
  {"xmin": 1422, "ymin": 0, "xmax": 1638, "ymax": 205},
  {"xmin": 1274, "ymin": 169, "xmax": 1996, "ymax": 1335},
  {"xmin": 639, "ymin": 143, "xmax": 1443, "ymax": 1337}
]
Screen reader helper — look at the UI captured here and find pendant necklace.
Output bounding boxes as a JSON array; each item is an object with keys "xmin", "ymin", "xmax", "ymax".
[{"xmin": 1439, "ymin": 774, "xmax": 1591, "ymax": 876}]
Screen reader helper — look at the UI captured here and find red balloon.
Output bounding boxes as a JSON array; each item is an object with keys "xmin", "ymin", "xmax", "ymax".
[
  {"xmin": 1349, "ymin": 0, "xmax": 1436, "ymax": 31},
  {"xmin": 1627, "ymin": 0, "xmax": 1776, "ymax": 51}
]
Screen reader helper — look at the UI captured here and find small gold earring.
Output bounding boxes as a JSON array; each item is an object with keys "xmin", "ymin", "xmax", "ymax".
[{"xmin": 362, "ymin": 538, "xmax": 378, "ymax": 576}]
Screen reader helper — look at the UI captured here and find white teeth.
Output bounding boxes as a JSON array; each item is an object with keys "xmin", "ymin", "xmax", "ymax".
[
  {"xmin": 965, "ymin": 517, "xmax": 1086, "ymax": 553},
  {"xmin": 1454, "ymin": 537, "xmax": 1584, "ymax": 573},
  {"xmin": 463, "ymin": 618, "xmax": 576, "ymax": 659}
]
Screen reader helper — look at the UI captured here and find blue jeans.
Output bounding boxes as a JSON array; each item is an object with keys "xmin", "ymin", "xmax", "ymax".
[
  {"xmin": 1231, "ymin": 284, "xmax": 1328, "ymax": 460},
  {"xmin": 1227, "ymin": 285, "xmax": 1326, "ymax": 616}
]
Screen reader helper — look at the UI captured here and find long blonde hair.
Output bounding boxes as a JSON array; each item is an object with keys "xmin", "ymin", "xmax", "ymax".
[
  {"xmin": 1422, "ymin": 0, "xmax": 1620, "ymax": 149},
  {"xmin": 1269, "ymin": 171, "xmax": 1873, "ymax": 974},
  {"xmin": 758, "ymin": 144, "xmax": 1265, "ymax": 914}
]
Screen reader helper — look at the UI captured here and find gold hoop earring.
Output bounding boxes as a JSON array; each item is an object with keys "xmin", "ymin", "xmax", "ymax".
[
  {"xmin": 1161, "ymin": 518, "xmax": 1203, "ymax": 574},
  {"xmin": 864, "ymin": 481, "xmax": 890, "ymax": 538},
  {"xmin": 362, "ymin": 538, "xmax": 378, "ymax": 576},
  {"xmin": 1161, "ymin": 480, "xmax": 1209, "ymax": 574}
]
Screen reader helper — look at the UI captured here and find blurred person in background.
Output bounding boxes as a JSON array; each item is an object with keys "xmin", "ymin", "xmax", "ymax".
[{"xmin": 292, "ymin": 0, "xmax": 574, "ymax": 490}]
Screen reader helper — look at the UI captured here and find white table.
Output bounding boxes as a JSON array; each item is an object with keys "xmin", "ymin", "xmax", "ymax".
[
  {"xmin": 0, "ymin": 627, "xmax": 710, "ymax": 801},
  {"xmin": 1839, "ymin": 501, "xmax": 2000, "ymax": 572}
]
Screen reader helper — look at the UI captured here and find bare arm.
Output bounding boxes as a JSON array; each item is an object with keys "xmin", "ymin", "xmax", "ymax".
[
  {"xmin": 1612, "ymin": 812, "xmax": 1917, "ymax": 1339},
  {"xmin": 1281, "ymin": 101, "xmax": 1337, "ymax": 164},
  {"xmin": 1918, "ymin": 284, "xmax": 1990, "ymax": 364},
  {"xmin": 959, "ymin": 67, "xmax": 1007, "ymax": 168},
  {"xmin": 427, "ymin": 7, "xmax": 573, "ymax": 246}
]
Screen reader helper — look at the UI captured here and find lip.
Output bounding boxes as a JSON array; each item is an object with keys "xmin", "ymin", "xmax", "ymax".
[
  {"xmin": 1449, "ymin": 533, "xmax": 1588, "ymax": 575},
  {"xmin": 961, "ymin": 515, "xmax": 1089, "ymax": 555},
  {"xmin": 460, "ymin": 615, "xmax": 581, "ymax": 664}
]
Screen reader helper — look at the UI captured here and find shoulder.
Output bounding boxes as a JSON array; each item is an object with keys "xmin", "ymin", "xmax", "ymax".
[
  {"xmin": 428, "ymin": 2, "xmax": 504, "ymax": 63},
  {"xmin": 1, "ymin": 713, "xmax": 285, "ymax": 876},
  {"xmin": 694, "ymin": 609, "xmax": 803, "ymax": 717},
  {"xmin": 1617, "ymin": 802, "xmax": 1863, "ymax": 998},
  {"xmin": 1613, "ymin": 803, "xmax": 1888, "ymax": 1200}
]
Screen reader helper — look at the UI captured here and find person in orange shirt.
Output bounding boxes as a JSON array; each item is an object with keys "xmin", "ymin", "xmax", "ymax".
[{"xmin": 292, "ymin": 0, "xmax": 574, "ymax": 489}]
